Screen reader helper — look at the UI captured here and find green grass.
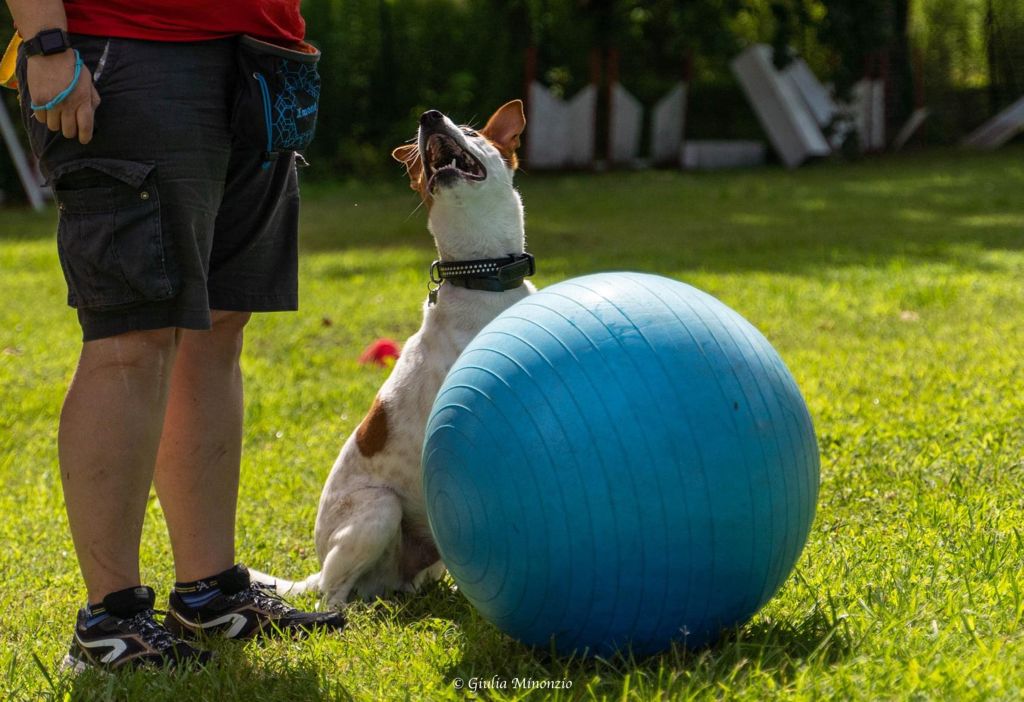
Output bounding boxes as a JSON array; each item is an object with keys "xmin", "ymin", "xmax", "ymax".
[{"xmin": 2, "ymin": 147, "xmax": 1023, "ymax": 700}]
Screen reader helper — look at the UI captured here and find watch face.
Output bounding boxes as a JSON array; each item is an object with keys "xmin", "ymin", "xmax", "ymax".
[{"xmin": 39, "ymin": 31, "xmax": 67, "ymax": 54}]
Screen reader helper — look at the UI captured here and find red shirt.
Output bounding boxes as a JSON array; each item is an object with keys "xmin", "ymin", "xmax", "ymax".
[{"xmin": 64, "ymin": 0, "xmax": 305, "ymax": 44}]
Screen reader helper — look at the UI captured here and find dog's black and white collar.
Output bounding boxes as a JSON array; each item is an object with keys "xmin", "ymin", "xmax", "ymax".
[{"xmin": 428, "ymin": 253, "xmax": 535, "ymax": 304}]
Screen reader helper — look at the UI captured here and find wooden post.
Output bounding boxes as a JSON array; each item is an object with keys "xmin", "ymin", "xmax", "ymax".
[
  {"xmin": 604, "ymin": 47, "xmax": 619, "ymax": 164},
  {"xmin": 682, "ymin": 47, "xmax": 694, "ymax": 153},
  {"xmin": 522, "ymin": 45, "xmax": 538, "ymax": 160},
  {"xmin": 589, "ymin": 48, "xmax": 602, "ymax": 167},
  {"xmin": 523, "ymin": 45, "xmax": 538, "ymax": 107}
]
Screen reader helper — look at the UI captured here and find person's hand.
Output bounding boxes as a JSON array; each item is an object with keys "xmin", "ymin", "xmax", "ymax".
[{"xmin": 27, "ymin": 48, "xmax": 101, "ymax": 144}]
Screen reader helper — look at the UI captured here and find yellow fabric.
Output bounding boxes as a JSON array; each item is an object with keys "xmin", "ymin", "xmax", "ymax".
[{"xmin": 1, "ymin": 33, "xmax": 21, "ymax": 90}]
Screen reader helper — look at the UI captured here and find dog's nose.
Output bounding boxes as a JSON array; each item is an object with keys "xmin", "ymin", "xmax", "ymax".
[{"xmin": 420, "ymin": 110, "xmax": 444, "ymax": 127}]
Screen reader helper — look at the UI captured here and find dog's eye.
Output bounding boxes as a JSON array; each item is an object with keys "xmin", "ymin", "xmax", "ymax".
[{"xmin": 461, "ymin": 128, "xmax": 479, "ymax": 138}]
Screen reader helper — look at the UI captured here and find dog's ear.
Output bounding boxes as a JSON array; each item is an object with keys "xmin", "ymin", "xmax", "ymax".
[
  {"xmin": 481, "ymin": 100, "xmax": 526, "ymax": 169},
  {"xmin": 391, "ymin": 143, "xmax": 424, "ymax": 190}
]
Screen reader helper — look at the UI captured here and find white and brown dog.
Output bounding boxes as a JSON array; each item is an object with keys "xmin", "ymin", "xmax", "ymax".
[{"xmin": 258, "ymin": 101, "xmax": 534, "ymax": 608}]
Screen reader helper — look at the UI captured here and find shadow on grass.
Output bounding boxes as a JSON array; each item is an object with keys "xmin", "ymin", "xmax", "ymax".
[
  {"xmin": 0, "ymin": 207, "xmax": 55, "ymax": 242},
  {"xmin": 49, "ymin": 643, "xmax": 346, "ymax": 702},
  {"xmin": 300, "ymin": 147, "xmax": 1024, "ymax": 277},
  {"xmin": 363, "ymin": 579, "xmax": 852, "ymax": 696},
  {"xmin": 359, "ymin": 578, "xmax": 469, "ymax": 627}
]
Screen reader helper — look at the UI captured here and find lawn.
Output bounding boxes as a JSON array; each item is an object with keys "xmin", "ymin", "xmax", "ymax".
[{"xmin": 1, "ymin": 147, "xmax": 1023, "ymax": 700}]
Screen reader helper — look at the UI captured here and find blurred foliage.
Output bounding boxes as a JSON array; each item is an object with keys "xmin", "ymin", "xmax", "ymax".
[
  {"xmin": 298, "ymin": 0, "xmax": 826, "ymax": 175},
  {"xmin": 817, "ymin": 0, "xmax": 896, "ymax": 94},
  {"xmin": 911, "ymin": 0, "xmax": 1023, "ymax": 96},
  {"xmin": 910, "ymin": 0, "xmax": 1024, "ymax": 141},
  {"xmin": 284, "ymin": 0, "xmax": 1024, "ymax": 173}
]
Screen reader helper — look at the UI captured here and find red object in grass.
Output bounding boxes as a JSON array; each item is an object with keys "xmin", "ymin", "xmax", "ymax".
[{"xmin": 359, "ymin": 338, "xmax": 401, "ymax": 366}]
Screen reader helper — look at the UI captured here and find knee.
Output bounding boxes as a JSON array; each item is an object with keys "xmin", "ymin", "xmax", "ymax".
[
  {"xmin": 80, "ymin": 328, "xmax": 180, "ymax": 376},
  {"xmin": 208, "ymin": 310, "xmax": 252, "ymax": 359},
  {"xmin": 210, "ymin": 310, "xmax": 252, "ymax": 336}
]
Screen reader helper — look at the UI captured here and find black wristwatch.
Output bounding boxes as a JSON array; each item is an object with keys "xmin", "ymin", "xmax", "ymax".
[{"xmin": 22, "ymin": 28, "xmax": 72, "ymax": 58}]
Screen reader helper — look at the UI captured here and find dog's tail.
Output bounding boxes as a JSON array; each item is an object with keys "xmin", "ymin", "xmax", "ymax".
[{"xmin": 248, "ymin": 568, "xmax": 321, "ymax": 597}]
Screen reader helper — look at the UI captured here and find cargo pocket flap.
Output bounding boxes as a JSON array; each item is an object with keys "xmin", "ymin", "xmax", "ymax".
[
  {"xmin": 50, "ymin": 158, "xmax": 154, "ymax": 189},
  {"xmin": 51, "ymin": 159, "xmax": 156, "ymax": 213}
]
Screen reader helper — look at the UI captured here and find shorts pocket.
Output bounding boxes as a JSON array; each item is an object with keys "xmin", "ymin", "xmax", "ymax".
[
  {"xmin": 52, "ymin": 158, "xmax": 178, "ymax": 310},
  {"xmin": 232, "ymin": 36, "xmax": 321, "ymax": 166}
]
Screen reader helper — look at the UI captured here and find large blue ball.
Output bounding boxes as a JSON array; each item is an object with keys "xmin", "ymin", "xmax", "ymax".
[{"xmin": 422, "ymin": 272, "xmax": 819, "ymax": 656}]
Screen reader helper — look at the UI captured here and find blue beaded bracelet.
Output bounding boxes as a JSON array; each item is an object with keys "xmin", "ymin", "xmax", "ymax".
[{"xmin": 30, "ymin": 49, "xmax": 83, "ymax": 112}]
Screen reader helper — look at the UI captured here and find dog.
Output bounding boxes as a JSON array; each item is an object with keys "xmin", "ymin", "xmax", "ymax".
[{"xmin": 256, "ymin": 100, "xmax": 533, "ymax": 608}]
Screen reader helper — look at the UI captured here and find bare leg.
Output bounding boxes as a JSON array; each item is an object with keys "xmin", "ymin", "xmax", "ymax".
[
  {"xmin": 58, "ymin": 329, "xmax": 180, "ymax": 603},
  {"xmin": 154, "ymin": 310, "xmax": 251, "ymax": 583}
]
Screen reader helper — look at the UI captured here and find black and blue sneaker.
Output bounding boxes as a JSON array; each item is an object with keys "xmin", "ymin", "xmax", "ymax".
[
  {"xmin": 165, "ymin": 564, "xmax": 345, "ymax": 640},
  {"xmin": 64, "ymin": 586, "xmax": 211, "ymax": 672}
]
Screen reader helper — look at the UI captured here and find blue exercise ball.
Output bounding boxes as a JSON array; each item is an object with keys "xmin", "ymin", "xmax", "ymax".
[{"xmin": 422, "ymin": 272, "xmax": 819, "ymax": 656}]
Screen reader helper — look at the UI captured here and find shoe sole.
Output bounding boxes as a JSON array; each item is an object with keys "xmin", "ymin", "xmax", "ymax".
[{"xmin": 166, "ymin": 607, "xmax": 339, "ymax": 641}]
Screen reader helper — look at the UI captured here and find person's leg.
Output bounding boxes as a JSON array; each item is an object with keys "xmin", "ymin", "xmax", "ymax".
[
  {"xmin": 157, "ymin": 305, "xmax": 348, "ymax": 640},
  {"xmin": 153, "ymin": 310, "xmax": 251, "ymax": 583},
  {"xmin": 58, "ymin": 329, "xmax": 180, "ymax": 603},
  {"xmin": 19, "ymin": 35, "xmax": 247, "ymax": 668},
  {"xmin": 159, "ymin": 148, "xmax": 343, "ymax": 639}
]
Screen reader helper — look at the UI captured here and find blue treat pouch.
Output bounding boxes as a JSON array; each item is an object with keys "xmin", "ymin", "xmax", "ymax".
[{"xmin": 233, "ymin": 35, "xmax": 321, "ymax": 167}]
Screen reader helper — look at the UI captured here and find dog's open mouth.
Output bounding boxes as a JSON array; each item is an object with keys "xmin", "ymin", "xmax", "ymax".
[{"xmin": 424, "ymin": 133, "xmax": 486, "ymax": 191}]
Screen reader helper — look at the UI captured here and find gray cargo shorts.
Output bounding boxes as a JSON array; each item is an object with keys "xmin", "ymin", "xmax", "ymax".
[{"xmin": 17, "ymin": 34, "xmax": 300, "ymax": 341}]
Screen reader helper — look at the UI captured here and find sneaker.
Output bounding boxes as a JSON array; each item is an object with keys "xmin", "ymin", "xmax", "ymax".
[
  {"xmin": 165, "ymin": 564, "xmax": 345, "ymax": 640},
  {"xmin": 64, "ymin": 586, "xmax": 211, "ymax": 672}
]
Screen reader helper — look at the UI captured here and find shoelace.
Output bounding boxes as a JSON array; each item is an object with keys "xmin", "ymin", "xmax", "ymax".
[
  {"xmin": 121, "ymin": 609, "xmax": 179, "ymax": 651},
  {"xmin": 225, "ymin": 583, "xmax": 295, "ymax": 616}
]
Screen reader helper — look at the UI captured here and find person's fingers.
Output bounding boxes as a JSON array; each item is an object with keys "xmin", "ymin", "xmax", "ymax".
[
  {"xmin": 61, "ymin": 108, "xmax": 78, "ymax": 140},
  {"xmin": 46, "ymin": 107, "xmax": 61, "ymax": 132},
  {"xmin": 77, "ymin": 103, "xmax": 95, "ymax": 144},
  {"xmin": 91, "ymin": 85, "xmax": 101, "ymax": 110},
  {"xmin": 33, "ymin": 108, "xmax": 47, "ymax": 125}
]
